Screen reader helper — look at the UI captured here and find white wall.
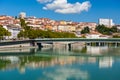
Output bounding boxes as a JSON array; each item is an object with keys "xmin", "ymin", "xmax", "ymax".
[{"xmin": 3, "ymin": 26, "xmax": 21, "ymax": 39}]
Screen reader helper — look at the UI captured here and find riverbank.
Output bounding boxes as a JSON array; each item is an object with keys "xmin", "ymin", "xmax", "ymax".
[{"xmin": 0, "ymin": 45, "xmax": 38, "ymax": 51}]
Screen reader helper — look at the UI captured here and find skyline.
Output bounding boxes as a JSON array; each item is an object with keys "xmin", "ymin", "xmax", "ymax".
[{"xmin": 0, "ymin": 0, "xmax": 120, "ymax": 24}]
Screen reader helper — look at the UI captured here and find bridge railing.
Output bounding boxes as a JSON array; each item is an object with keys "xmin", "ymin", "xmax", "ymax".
[{"xmin": 34, "ymin": 38, "xmax": 120, "ymax": 42}]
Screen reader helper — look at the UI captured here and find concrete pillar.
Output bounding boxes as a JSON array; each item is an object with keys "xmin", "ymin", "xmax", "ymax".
[
  {"xmin": 98, "ymin": 42, "xmax": 100, "ymax": 46},
  {"xmin": 65, "ymin": 44, "xmax": 68, "ymax": 50},
  {"xmin": 115, "ymin": 42, "xmax": 118, "ymax": 48},
  {"xmin": 108, "ymin": 42, "xmax": 111, "ymax": 47}
]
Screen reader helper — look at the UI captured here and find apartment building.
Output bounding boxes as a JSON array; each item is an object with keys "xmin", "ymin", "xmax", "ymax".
[{"xmin": 99, "ymin": 18, "xmax": 114, "ymax": 27}]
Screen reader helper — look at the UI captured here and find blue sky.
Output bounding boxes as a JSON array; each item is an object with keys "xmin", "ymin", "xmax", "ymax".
[{"xmin": 0, "ymin": 0, "xmax": 120, "ymax": 24}]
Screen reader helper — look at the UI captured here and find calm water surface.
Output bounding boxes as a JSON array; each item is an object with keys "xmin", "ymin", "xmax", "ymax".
[{"xmin": 0, "ymin": 45, "xmax": 120, "ymax": 80}]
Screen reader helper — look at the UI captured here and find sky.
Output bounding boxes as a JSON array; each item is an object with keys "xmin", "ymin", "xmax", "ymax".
[{"xmin": 0, "ymin": 0, "xmax": 120, "ymax": 24}]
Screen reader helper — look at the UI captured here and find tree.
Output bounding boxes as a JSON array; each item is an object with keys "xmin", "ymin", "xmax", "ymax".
[
  {"xmin": 110, "ymin": 26, "xmax": 118, "ymax": 33},
  {"xmin": 0, "ymin": 25, "xmax": 11, "ymax": 40},
  {"xmin": 20, "ymin": 19, "xmax": 27, "ymax": 29},
  {"xmin": 18, "ymin": 29, "xmax": 77, "ymax": 39},
  {"xmin": 17, "ymin": 30, "xmax": 25, "ymax": 38},
  {"xmin": 81, "ymin": 26, "xmax": 90, "ymax": 34},
  {"xmin": 96, "ymin": 25, "xmax": 118, "ymax": 35}
]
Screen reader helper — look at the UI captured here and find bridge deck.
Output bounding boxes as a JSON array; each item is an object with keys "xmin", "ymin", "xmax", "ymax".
[
  {"xmin": 35, "ymin": 38, "xmax": 120, "ymax": 42},
  {"xmin": 0, "ymin": 38, "xmax": 120, "ymax": 46}
]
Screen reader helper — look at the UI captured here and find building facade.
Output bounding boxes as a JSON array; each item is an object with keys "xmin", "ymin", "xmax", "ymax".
[{"xmin": 99, "ymin": 18, "xmax": 114, "ymax": 27}]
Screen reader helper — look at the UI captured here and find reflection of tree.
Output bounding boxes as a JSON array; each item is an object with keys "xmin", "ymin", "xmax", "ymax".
[
  {"xmin": 0, "ymin": 56, "xmax": 53, "ymax": 70},
  {"xmin": 19, "ymin": 56, "xmax": 53, "ymax": 66},
  {"xmin": 0, "ymin": 59, "xmax": 11, "ymax": 69},
  {"xmin": 108, "ymin": 47, "xmax": 120, "ymax": 55},
  {"xmin": 80, "ymin": 46, "xmax": 87, "ymax": 53},
  {"xmin": 72, "ymin": 46, "xmax": 87, "ymax": 54}
]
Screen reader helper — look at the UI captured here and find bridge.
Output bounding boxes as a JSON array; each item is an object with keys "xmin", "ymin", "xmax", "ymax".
[
  {"xmin": 34, "ymin": 38, "xmax": 120, "ymax": 42},
  {"xmin": 0, "ymin": 38, "xmax": 120, "ymax": 49}
]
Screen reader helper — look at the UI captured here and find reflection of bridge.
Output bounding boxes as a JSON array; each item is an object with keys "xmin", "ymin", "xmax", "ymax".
[{"xmin": 0, "ymin": 38, "xmax": 120, "ymax": 49}]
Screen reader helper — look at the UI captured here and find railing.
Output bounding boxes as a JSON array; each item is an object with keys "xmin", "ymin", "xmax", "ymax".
[{"xmin": 35, "ymin": 38, "xmax": 120, "ymax": 42}]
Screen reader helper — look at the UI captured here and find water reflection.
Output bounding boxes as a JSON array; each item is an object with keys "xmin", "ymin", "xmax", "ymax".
[
  {"xmin": 0, "ymin": 56, "xmax": 117, "ymax": 71},
  {"xmin": 38, "ymin": 45, "xmax": 120, "ymax": 56},
  {"xmin": 99, "ymin": 57, "xmax": 114, "ymax": 68},
  {"xmin": 0, "ymin": 45, "xmax": 120, "ymax": 80},
  {"xmin": 0, "ymin": 55, "xmax": 120, "ymax": 80},
  {"xmin": 42, "ymin": 67, "xmax": 89, "ymax": 80}
]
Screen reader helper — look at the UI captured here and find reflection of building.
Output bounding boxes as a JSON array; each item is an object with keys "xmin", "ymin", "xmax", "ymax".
[
  {"xmin": 87, "ymin": 46, "xmax": 108, "ymax": 55},
  {"xmin": 1, "ymin": 56, "xmax": 19, "ymax": 64},
  {"xmin": 19, "ymin": 67, "xmax": 25, "ymax": 74},
  {"xmin": 0, "ymin": 56, "xmax": 97, "ymax": 71},
  {"xmin": 99, "ymin": 57, "xmax": 114, "ymax": 68}
]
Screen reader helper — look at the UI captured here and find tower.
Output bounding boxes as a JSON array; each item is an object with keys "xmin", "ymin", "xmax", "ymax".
[{"xmin": 19, "ymin": 12, "xmax": 26, "ymax": 19}]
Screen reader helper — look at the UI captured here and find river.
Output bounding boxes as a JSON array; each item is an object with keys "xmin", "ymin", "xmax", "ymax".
[{"xmin": 0, "ymin": 45, "xmax": 120, "ymax": 80}]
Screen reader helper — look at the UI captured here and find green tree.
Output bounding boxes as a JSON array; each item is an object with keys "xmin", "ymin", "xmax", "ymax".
[
  {"xmin": 81, "ymin": 26, "xmax": 90, "ymax": 34},
  {"xmin": 96, "ymin": 25, "xmax": 118, "ymax": 35},
  {"xmin": 0, "ymin": 25, "xmax": 11, "ymax": 40},
  {"xmin": 110, "ymin": 26, "xmax": 118, "ymax": 33},
  {"xmin": 17, "ymin": 30, "xmax": 25, "ymax": 38},
  {"xmin": 18, "ymin": 29, "xmax": 77, "ymax": 39},
  {"xmin": 20, "ymin": 19, "xmax": 27, "ymax": 29}
]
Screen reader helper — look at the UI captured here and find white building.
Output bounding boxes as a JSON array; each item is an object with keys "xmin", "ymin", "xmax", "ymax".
[
  {"xmin": 19, "ymin": 12, "xmax": 26, "ymax": 19},
  {"xmin": 3, "ymin": 25, "xmax": 21, "ymax": 39},
  {"xmin": 57, "ymin": 25, "xmax": 68, "ymax": 31},
  {"xmin": 99, "ymin": 18, "xmax": 114, "ymax": 27}
]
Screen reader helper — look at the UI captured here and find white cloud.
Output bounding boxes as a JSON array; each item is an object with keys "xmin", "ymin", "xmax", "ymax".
[
  {"xmin": 37, "ymin": 0, "xmax": 52, "ymax": 3},
  {"xmin": 37, "ymin": 0, "xmax": 91, "ymax": 14}
]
